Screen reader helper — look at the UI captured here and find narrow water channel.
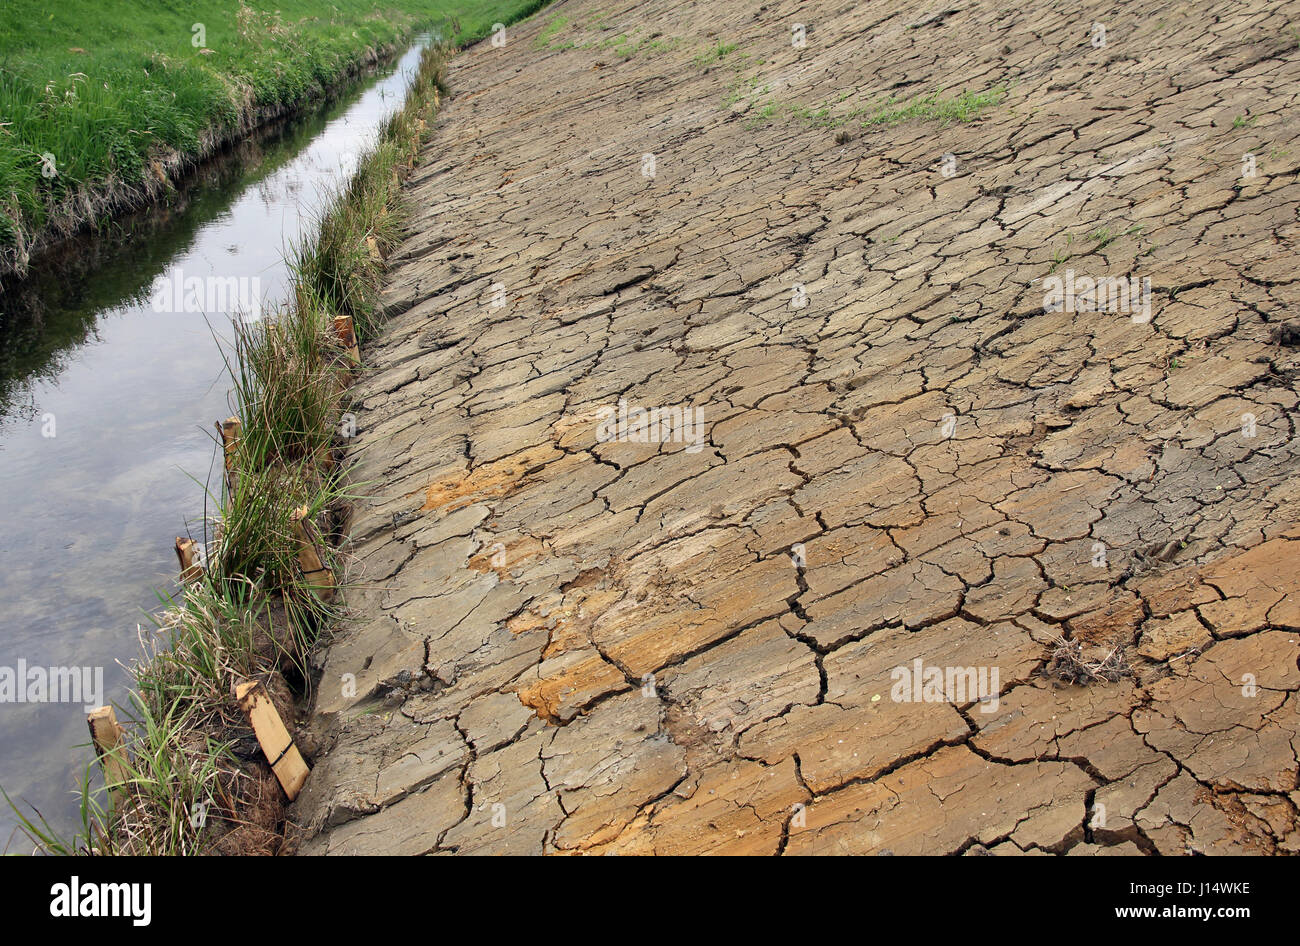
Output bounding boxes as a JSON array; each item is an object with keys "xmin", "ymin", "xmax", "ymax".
[{"xmin": 0, "ymin": 38, "xmax": 430, "ymax": 846}]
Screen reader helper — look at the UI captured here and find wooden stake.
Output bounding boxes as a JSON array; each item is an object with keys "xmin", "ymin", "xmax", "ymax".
[
  {"xmin": 234, "ymin": 680, "xmax": 310, "ymax": 801},
  {"xmin": 175, "ymin": 536, "xmax": 203, "ymax": 583},
  {"xmin": 86, "ymin": 706, "xmax": 130, "ymax": 803},
  {"xmin": 290, "ymin": 505, "xmax": 335, "ymax": 601},
  {"xmin": 332, "ymin": 368, "xmax": 350, "ymax": 399},
  {"xmin": 216, "ymin": 416, "xmax": 241, "ymax": 498},
  {"xmin": 333, "ymin": 315, "xmax": 361, "ymax": 365}
]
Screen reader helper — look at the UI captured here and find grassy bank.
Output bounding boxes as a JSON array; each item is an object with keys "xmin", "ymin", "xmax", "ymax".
[
  {"xmin": 0, "ymin": 0, "xmax": 548, "ymax": 276},
  {"xmin": 5, "ymin": 0, "xmax": 550, "ymax": 856}
]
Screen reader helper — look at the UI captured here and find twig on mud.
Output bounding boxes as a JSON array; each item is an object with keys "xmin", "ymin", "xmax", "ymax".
[{"xmin": 1041, "ymin": 634, "xmax": 1132, "ymax": 686}]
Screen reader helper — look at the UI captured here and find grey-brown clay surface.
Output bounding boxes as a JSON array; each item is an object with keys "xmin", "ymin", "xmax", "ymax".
[{"xmin": 294, "ymin": 0, "xmax": 1300, "ymax": 855}]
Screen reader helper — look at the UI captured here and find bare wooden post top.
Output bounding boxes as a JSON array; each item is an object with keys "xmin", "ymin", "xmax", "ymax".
[
  {"xmin": 332, "ymin": 315, "xmax": 361, "ymax": 366},
  {"xmin": 216, "ymin": 416, "xmax": 241, "ymax": 499},
  {"xmin": 216, "ymin": 416, "xmax": 241, "ymax": 465},
  {"xmin": 174, "ymin": 536, "xmax": 203, "ymax": 583},
  {"xmin": 86, "ymin": 706, "xmax": 130, "ymax": 803}
]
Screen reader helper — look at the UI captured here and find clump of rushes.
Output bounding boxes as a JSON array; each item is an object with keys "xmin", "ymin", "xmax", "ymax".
[
  {"xmin": 6, "ymin": 39, "xmax": 451, "ymax": 857},
  {"xmin": 295, "ymin": 51, "xmax": 447, "ymax": 340},
  {"xmin": 860, "ymin": 87, "xmax": 1006, "ymax": 127}
]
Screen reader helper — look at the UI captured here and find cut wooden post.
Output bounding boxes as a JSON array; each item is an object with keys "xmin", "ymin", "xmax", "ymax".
[
  {"xmin": 174, "ymin": 536, "xmax": 203, "ymax": 583},
  {"xmin": 86, "ymin": 706, "xmax": 130, "ymax": 803},
  {"xmin": 290, "ymin": 505, "xmax": 335, "ymax": 601},
  {"xmin": 216, "ymin": 416, "xmax": 241, "ymax": 498},
  {"xmin": 234, "ymin": 680, "xmax": 310, "ymax": 801},
  {"xmin": 332, "ymin": 315, "xmax": 361, "ymax": 365}
]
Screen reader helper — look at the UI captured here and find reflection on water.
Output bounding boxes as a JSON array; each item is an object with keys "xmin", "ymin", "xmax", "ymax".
[{"xmin": 0, "ymin": 39, "xmax": 429, "ymax": 846}]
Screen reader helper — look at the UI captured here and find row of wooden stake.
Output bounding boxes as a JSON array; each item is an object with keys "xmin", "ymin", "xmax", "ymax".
[
  {"xmin": 87, "ymin": 679, "xmax": 309, "ymax": 805},
  {"xmin": 173, "ymin": 505, "xmax": 334, "ymax": 601},
  {"xmin": 84, "ymin": 316, "xmax": 363, "ymax": 809},
  {"xmin": 171, "ymin": 313, "xmax": 360, "ymax": 595}
]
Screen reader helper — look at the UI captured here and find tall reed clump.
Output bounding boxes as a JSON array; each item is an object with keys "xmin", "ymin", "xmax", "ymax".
[
  {"xmin": 6, "ymin": 41, "xmax": 450, "ymax": 856},
  {"xmin": 294, "ymin": 50, "xmax": 446, "ymax": 341}
]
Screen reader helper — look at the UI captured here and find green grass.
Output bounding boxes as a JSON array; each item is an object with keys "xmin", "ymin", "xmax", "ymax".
[
  {"xmin": 1086, "ymin": 224, "xmax": 1144, "ymax": 250},
  {"xmin": 1047, "ymin": 223, "xmax": 1147, "ymax": 272},
  {"xmin": 532, "ymin": 13, "xmax": 683, "ymax": 57},
  {"xmin": 742, "ymin": 86, "xmax": 1007, "ymax": 130},
  {"xmin": 860, "ymin": 87, "xmax": 1006, "ymax": 127},
  {"xmin": 533, "ymin": 13, "xmax": 570, "ymax": 48},
  {"xmin": 694, "ymin": 41, "xmax": 738, "ymax": 65},
  {"xmin": 0, "ymin": 0, "xmax": 550, "ymax": 274}
]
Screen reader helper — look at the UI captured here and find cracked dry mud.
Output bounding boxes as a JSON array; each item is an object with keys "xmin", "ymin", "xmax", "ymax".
[{"xmin": 293, "ymin": 0, "xmax": 1300, "ymax": 855}]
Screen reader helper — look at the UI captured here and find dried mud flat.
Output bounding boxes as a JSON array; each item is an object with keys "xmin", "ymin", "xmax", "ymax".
[{"xmin": 293, "ymin": 0, "xmax": 1300, "ymax": 855}]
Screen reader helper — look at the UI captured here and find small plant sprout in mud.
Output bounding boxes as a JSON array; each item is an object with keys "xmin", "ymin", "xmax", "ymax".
[
  {"xmin": 530, "ymin": 14, "xmax": 683, "ymax": 58},
  {"xmin": 694, "ymin": 41, "xmax": 737, "ymax": 65}
]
